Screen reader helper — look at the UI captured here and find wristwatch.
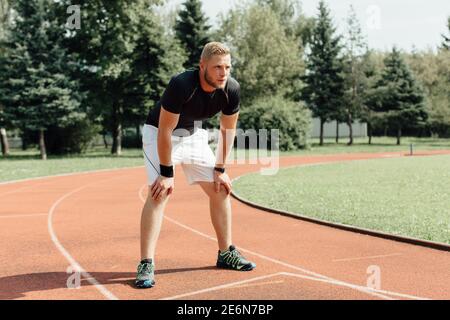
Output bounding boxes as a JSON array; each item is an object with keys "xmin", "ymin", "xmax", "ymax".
[{"xmin": 214, "ymin": 167, "xmax": 225, "ymax": 173}]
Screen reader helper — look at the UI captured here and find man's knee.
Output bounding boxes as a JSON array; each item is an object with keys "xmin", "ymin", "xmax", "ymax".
[
  {"xmin": 146, "ymin": 188, "xmax": 171, "ymax": 206},
  {"xmin": 209, "ymin": 188, "xmax": 231, "ymax": 202}
]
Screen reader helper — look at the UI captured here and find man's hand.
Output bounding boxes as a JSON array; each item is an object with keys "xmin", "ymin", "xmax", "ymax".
[
  {"xmin": 214, "ymin": 171, "xmax": 232, "ymax": 194},
  {"xmin": 150, "ymin": 176, "xmax": 174, "ymax": 201}
]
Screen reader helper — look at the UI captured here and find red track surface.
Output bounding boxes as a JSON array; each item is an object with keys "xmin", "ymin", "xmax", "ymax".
[{"xmin": 1, "ymin": 150, "xmax": 449, "ymax": 300}]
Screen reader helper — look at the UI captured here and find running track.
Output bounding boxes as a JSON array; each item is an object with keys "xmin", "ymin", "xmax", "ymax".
[{"xmin": 1, "ymin": 150, "xmax": 449, "ymax": 300}]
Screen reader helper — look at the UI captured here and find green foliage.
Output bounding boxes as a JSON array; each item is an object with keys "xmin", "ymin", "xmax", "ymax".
[
  {"xmin": 45, "ymin": 119, "xmax": 100, "ymax": 154},
  {"xmin": 0, "ymin": 0, "xmax": 84, "ymax": 131},
  {"xmin": 174, "ymin": 0, "xmax": 211, "ymax": 69},
  {"xmin": 371, "ymin": 48, "xmax": 428, "ymax": 138},
  {"xmin": 442, "ymin": 16, "xmax": 450, "ymax": 50},
  {"xmin": 124, "ymin": 5, "xmax": 187, "ymax": 127},
  {"xmin": 407, "ymin": 48, "xmax": 450, "ymax": 137},
  {"xmin": 62, "ymin": 0, "xmax": 185, "ymax": 154},
  {"xmin": 301, "ymin": 1, "xmax": 345, "ymax": 125},
  {"xmin": 217, "ymin": 2, "xmax": 304, "ymax": 104},
  {"xmin": 341, "ymin": 6, "xmax": 368, "ymax": 129},
  {"xmin": 239, "ymin": 96, "xmax": 312, "ymax": 151}
]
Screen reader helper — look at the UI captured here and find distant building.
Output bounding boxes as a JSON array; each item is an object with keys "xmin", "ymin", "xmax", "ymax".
[{"xmin": 310, "ymin": 118, "xmax": 367, "ymax": 139}]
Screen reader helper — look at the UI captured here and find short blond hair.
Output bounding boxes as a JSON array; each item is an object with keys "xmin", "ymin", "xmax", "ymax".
[{"xmin": 200, "ymin": 42, "xmax": 230, "ymax": 61}]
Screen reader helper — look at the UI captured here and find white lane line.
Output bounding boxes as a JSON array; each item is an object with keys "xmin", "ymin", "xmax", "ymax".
[
  {"xmin": 0, "ymin": 213, "xmax": 47, "ymax": 218},
  {"xmin": 0, "ymin": 165, "xmax": 144, "ymax": 186},
  {"xmin": 0, "ymin": 183, "xmax": 45, "ymax": 198},
  {"xmin": 138, "ymin": 186, "xmax": 401, "ymax": 300},
  {"xmin": 48, "ymin": 179, "xmax": 120, "ymax": 300},
  {"xmin": 160, "ymin": 273, "xmax": 283, "ymax": 300},
  {"xmin": 332, "ymin": 253, "xmax": 403, "ymax": 262},
  {"xmin": 281, "ymin": 273, "xmax": 429, "ymax": 301},
  {"xmin": 233, "ymin": 280, "xmax": 285, "ymax": 289}
]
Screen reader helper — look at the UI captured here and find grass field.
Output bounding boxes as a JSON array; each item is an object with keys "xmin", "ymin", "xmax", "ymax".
[
  {"xmin": 0, "ymin": 147, "xmax": 144, "ymax": 182},
  {"xmin": 1, "ymin": 136, "xmax": 450, "ymax": 182},
  {"xmin": 232, "ymin": 154, "xmax": 450, "ymax": 244}
]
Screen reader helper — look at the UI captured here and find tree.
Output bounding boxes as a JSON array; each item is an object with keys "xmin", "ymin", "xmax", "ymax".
[
  {"xmin": 0, "ymin": 0, "xmax": 11, "ymax": 156},
  {"xmin": 342, "ymin": 5, "xmax": 368, "ymax": 145},
  {"xmin": 442, "ymin": 16, "xmax": 450, "ymax": 50},
  {"xmin": 301, "ymin": 0, "xmax": 345, "ymax": 145},
  {"xmin": 124, "ymin": 3, "xmax": 186, "ymax": 140},
  {"xmin": 217, "ymin": 2, "xmax": 304, "ymax": 105},
  {"xmin": 359, "ymin": 49, "xmax": 385, "ymax": 144},
  {"xmin": 63, "ymin": 0, "xmax": 185, "ymax": 155},
  {"xmin": 0, "ymin": 0, "xmax": 84, "ymax": 160},
  {"xmin": 407, "ymin": 48, "xmax": 450, "ymax": 137},
  {"xmin": 371, "ymin": 47, "xmax": 428, "ymax": 145},
  {"xmin": 174, "ymin": 0, "xmax": 210, "ymax": 69},
  {"xmin": 256, "ymin": 0, "xmax": 315, "ymax": 53}
]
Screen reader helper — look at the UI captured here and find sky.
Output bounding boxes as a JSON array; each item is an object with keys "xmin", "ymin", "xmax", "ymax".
[{"xmin": 166, "ymin": 0, "xmax": 450, "ymax": 52}]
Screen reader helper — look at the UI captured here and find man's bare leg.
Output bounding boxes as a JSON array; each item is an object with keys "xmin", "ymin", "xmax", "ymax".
[
  {"xmin": 198, "ymin": 181, "xmax": 232, "ymax": 252},
  {"xmin": 140, "ymin": 187, "xmax": 171, "ymax": 261}
]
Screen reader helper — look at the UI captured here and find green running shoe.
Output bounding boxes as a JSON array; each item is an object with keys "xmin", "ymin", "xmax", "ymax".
[
  {"xmin": 135, "ymin": 259, "xmax": 155, "ymax": 289},
  {"xmin": 216, "ymin": 245, "xmax": 256, "ymax": 271}
]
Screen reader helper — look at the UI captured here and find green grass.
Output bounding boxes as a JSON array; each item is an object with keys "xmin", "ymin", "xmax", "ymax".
[
  {"xmin": 233, "ymin": 154, "xmax": 450, "ymax": 244},
  {"xmin": 0, "ymin": 147, "xmax": 144, "ymax": 182},
  {"xmin": 1, "ymin": 136, "xmax": 449, "ymax": 183},
  {"xmin": 229, "ymin": 136, "xmax": 450, "ymax": 160}
]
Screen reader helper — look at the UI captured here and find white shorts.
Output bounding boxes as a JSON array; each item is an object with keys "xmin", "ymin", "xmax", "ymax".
[{"xmin": 142, "ymin": 124, "xmax": 217, "ymax": 185}]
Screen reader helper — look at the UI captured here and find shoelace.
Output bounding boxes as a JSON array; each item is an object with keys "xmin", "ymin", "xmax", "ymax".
[
  {"xmin": 138, "ymin": 263, "xmax": 153, "ymax": 275},
  {"xmin": 223, "ymin": 249, "xmax": 244, "ymax": 269}
]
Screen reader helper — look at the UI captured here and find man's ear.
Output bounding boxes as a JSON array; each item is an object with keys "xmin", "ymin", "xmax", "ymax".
[{"xmin": 199, "ymin": 59, "xmax": 205, "ymax": 71}]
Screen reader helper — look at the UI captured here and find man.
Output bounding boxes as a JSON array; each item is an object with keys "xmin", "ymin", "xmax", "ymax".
[{"xmin": 136, "ymin": 42, "xmax": 256, "ymax": 289}]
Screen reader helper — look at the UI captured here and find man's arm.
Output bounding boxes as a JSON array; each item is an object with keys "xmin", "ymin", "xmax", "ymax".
[
  {"xmin": 157, "ymin": 106, "xmax": 179, "ymax": 167},
  {"xmin": 215, "ymin": 111, "xmax": 239, "ymax": 168},
  {"xmin": 150, "ymin": 106, "xmax": 179, "ymax": 201}
]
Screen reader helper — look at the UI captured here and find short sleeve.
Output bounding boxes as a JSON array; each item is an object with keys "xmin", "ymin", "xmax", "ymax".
[
  {"xmin": 160, "ymin": 76, "xmax": 185, "ymax": 114},
  {"xmin": 222, "ymin": 80, "xmax": 240, "ymax": 115}
]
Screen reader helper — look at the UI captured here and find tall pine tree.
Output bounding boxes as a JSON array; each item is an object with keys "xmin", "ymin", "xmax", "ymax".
[
  {"xmin": 123, "ymin": 3, "xmax": 186, "ymax": 140},
  {"xmin": 342, "ymin": 5, "xmax": 368, "ymax": 145},
  {"xmin": 372, "ymin": 48, "xmax": 428, "ymax": 145},
  {"xmin": 174, "ymin": 0, "xmax": 210, "ymax": 69},
  {"xmin": 301, "ymin": 0, "xmax": 345, "ymax": 145},
  {"xmin": 0, "ymin": 0, "xmax": 84, "ymax": 160}
]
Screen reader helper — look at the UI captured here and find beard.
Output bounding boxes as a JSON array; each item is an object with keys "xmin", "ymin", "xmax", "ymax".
[{"xmin": 203, "ymin": 67, "xmax": 226, "ymax": 89}]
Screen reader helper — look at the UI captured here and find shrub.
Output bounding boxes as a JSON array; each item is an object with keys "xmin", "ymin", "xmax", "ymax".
[
  {"xmin": 45, "ymin": 119, "xmax": 100, "ymax": 154},
  {"xmin": 238, "ymin": 96, "xmax": 312, "ymax": 151}
]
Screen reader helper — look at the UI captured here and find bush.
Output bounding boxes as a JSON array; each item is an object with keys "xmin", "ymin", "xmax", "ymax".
[
  {"xmin": 122, "ymin": 129, "xmax": 141, "ymax": 148},
  {"xmin": 45, "ymin": 119, "xmax": 100, "ymax": 154},
  {"xmin": 238, "ymin": 96, "xmax": 312, "ymax": 151}
]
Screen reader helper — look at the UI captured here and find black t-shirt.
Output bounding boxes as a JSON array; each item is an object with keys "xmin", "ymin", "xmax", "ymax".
[{"xmin": 145, "ymin": 69, "xmax": 240, "ymax": 136}]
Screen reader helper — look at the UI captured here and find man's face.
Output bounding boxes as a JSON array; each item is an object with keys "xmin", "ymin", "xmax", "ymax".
[{"xmin": 200, "ymin": 54, "xmax": 232, "ymax": 90}]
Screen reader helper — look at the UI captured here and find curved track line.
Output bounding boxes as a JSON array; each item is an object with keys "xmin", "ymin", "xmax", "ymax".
[
  {"xmin": 0, "ymin": 213, "xmax": 48, "ymax": 218},
  {"xmin": 0, "ymin": 165, "xmax": 143, "ymax": 186},
  {"xmin": 48, "ymin": 179, "xmax": 120, "ymax": 300},
  {"xmin": 137, "ymin": 185, "xmax": 410, "ymax": 300},
  {"xmin": 0, "ymin": 183, "xmax": 46, "ymax": 197}
]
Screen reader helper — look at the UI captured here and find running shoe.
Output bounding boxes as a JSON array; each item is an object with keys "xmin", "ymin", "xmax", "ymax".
[
  {"xmin": 216, "ymin": 245, "xmax": 256, "ymax": 271},
  {"xmin": 135, "ymin": 259, "xmax": 155, "ymax": 288}
]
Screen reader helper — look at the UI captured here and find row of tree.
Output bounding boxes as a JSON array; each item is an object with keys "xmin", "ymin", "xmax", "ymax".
[{"xmin": 0, "ymin": 0, "xmax": 449, "ymax": 158}]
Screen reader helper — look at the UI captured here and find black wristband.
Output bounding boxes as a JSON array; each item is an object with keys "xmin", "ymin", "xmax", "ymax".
[
  {"xmin": 160, "ymin": 164, "xmax": 174, "ymax": 178},
  {"xmin": 214, "ymin": 167, "xmax": 225, "ymax": 174}
]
